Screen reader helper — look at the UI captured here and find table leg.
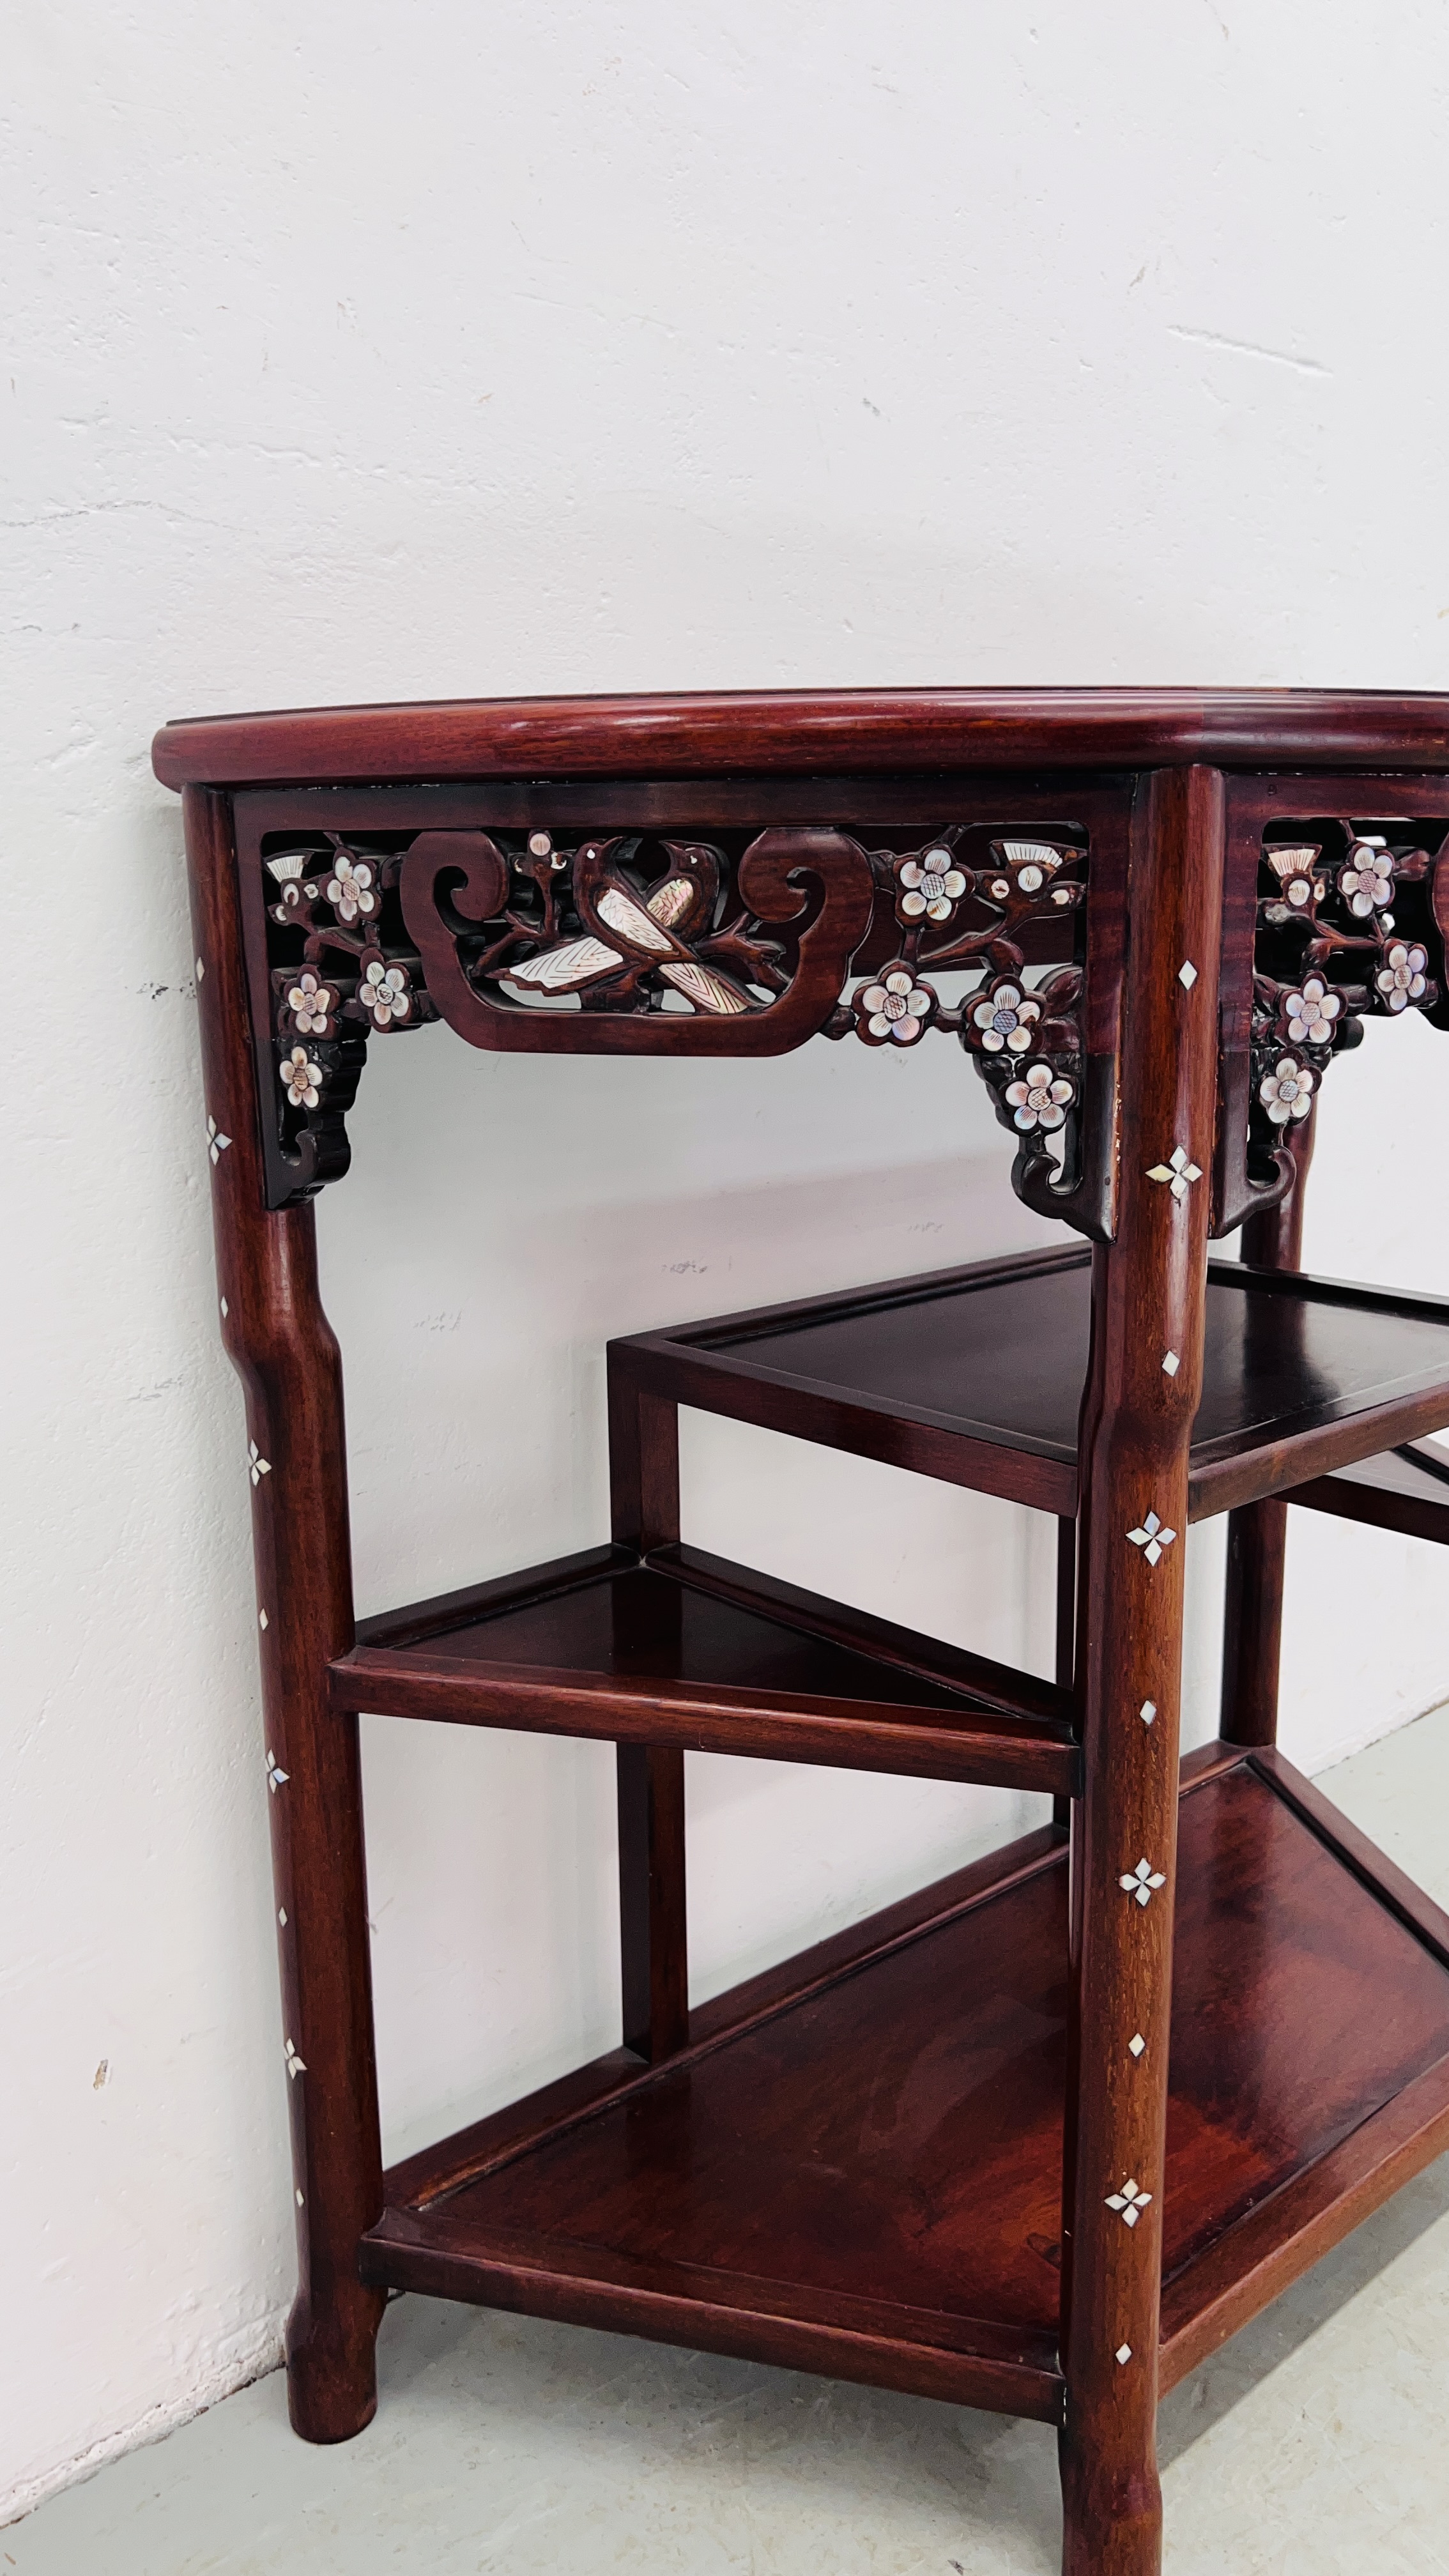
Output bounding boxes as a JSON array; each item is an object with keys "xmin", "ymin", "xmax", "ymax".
[
  {"xmin": 608, "ymin": 1361, "xmax": 689, "ymax": 2059},
  {"xmin": 1058, "ymin": 768, "xmax": 1225, "ymax": 2573},
  {"xmin": 185, "ymin": 788, "xmax": 385, "ymax": 2441},
  {"xmin": 1220, "ymin": 1108, "xmax": 1317, "ymax": 1747}
]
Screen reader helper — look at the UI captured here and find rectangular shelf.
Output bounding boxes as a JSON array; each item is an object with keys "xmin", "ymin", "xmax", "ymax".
[
  {"xmin": 612, "ymin": 1247, "xmax": 1449, "ymax": 1521},
  {"xmin": 362, "ymin": 1749, "xmax": 1449, "ymax": 2422},
  {"xmin": 334, "ymin": 1541, "xmax": 1078, "ymax": 1795},
  {"xmin": 1286, "ymin": 1436, "xmax": 1449, "ymax": 1545}
]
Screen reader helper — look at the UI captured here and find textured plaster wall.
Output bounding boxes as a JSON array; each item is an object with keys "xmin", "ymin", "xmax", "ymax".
[{"xmin": 6, "ymin": 0, "xmax": 1449, "ymax": 2522}]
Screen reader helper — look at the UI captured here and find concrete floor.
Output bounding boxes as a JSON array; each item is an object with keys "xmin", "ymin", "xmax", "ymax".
[{"xmin": 12, "ymin": 1710, "xmax": 1449, "ymax": 2575}]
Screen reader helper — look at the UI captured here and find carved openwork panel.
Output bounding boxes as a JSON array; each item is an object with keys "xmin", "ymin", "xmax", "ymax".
[
  {"xmin": 1244, "ymin": 815, "xmax": 1449, "ymax": 1191},
  {"xmin": 237, "ymin": 797, "xmax": 1110, "ymax": 1221}
]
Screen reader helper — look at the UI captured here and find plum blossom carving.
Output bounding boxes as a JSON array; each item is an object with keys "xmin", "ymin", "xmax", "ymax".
[
  {"xmin": 1377, "ymin": 940, "xmax": 1429, "ymax": 1011},
  {"xmin": 967, "ymin": 977, "xmax": 1042, "ymax": 1056},
  {"xmin": 1340, "ymin": 839, "xmax": 1394, "ymax": 916},
  {"xmin": 280, "ymin": 1046, "xmax": 323, "ymax": 1108},
  {"xmin": 355, "ymin": 956, "xmax": 413, "ymax": 1027},
  {"xmin": 325, "ymin": 854, "xmax": 378, "ymax": 924},
  {"xmin": 1004, "ymin": 1062, "xmax": 1075, "ymax": 1132},
  {"xmin": 853, "ymin": 965, "xmax": 937, "ymax": 1045},
  {"xmin": 1282, "ymin": 976, "xmax": 1342, "ymax": 1047},
  {"xmin": 896, "ymin": 844, "xmax": 968, "ymax": 925},
  {"xmin": 1258, "ymin": 1057, "xmax": 1314, "ymax": 1124},
  {"xmin": 285, "ymin": 972, "xmax": 335, "ymax": 1038}
]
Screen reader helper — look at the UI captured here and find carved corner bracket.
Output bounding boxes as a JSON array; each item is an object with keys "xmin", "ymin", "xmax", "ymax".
[
  {"xmin": 827, "ymin": 830, "xmax": 1108, "ymax": 1240},
  {"xmin": 1222, "ymin": 820, "xmax": 1449, "ymax": 1231}
]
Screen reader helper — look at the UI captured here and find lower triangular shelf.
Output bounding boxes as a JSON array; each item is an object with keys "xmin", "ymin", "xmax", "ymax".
[{"xmin": 363, "ymin": 1751, "xmax": 1449, "ymax": 2421}]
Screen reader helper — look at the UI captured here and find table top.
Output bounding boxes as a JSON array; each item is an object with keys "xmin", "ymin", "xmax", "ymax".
[{"xmin": 152, "ymin": 686, "xmax": 1449, "ymax": 789}]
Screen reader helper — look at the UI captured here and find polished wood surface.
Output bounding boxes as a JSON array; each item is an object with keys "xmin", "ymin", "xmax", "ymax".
[
  {"xmin": 334, "ymin": 1545, "xmax": 1078, "ymax": 1797},
  {"xmin": 158, "ymin": 687, "xmax": 1449, "ymax": 2573},
  {"xmin": 153, "ymin": 686, "xmax": 1449, "ymax": 788},
  {"xmin": 361, "ymin": 1761, "xmax": 1449, "ymax": 2424},
  {"xmin": 1219, "ymin": 1106, "xmax": 1317, "ymax": 1745},
  {"xmin": 618, "ymin": 1246, "xmax": 1449, "ymax": 1524},
  {"xmin": 1055, "ymin": 765, "xmax": 1223, "ymax": 2572},
  {"xmin": 1285, "ymin": 1438, "xmax": 1449, "ymax": 1544},
  {"xmin": 182, "ymin": 787, "xmax": 385, "ymax": 2442}
]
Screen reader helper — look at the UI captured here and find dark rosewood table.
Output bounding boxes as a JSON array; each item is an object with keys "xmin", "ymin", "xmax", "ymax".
[{"xmin": 153, "ymin": 690, "xmax": 1449, "ymax": 2576}]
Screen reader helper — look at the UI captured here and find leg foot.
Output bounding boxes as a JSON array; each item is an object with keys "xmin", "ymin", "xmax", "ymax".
[
  {"xmin": 1060, "ymin": 2425, "xmax": 1162, "ymax": 2576},
  {"xmin": 285, "ymin": 2278, "xmax": 386, "ymax": 2443}
]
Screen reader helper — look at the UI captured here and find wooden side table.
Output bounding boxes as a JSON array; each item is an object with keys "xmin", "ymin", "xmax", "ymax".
[{"xmin": 153, "ymin": 690, "xmax": 1449, "ymax": 2576}]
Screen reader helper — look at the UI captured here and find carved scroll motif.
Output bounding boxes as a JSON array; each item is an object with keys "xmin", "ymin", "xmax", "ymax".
[
  {"xmin": 252, "ymin": 818, "xmax": 1094, "ymax": 1216},
  {"xmin": 1243, "ymin": 820, "xmax": 1449, "ymax": 1194},
  {"xmin": 398, "ymin": 825, "xmax": 875, "ymax": 1057}
]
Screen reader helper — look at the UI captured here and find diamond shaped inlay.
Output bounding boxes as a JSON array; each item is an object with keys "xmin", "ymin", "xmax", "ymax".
[
  {"xmin": 206, "ymin": 1116, "xmax": 231, "ymax": 1166},
  {"xmin": 249, "ymin": 1440, "xmax": 272, "ymax": 1486},
  {"xmin": 265, "ymin": 1749, "xmax": 289, "ymax": 1794},
  {"xmin": 1178, "ymin": 960, "xmax": 1199, "ymax": 989},
  {"xmin": 1139, "ymin": 1700, "xmax": 1157, "ymax": 1726},
  {"xmin": 1127, "ymin": 1511, "xmax": 1176, "ymax": 1567},
  {"xmin": 1106, "ymin": 2177, "xmax": 1153, "ymax": 2228},
  {"xmin": 1146, "ymin": 1145, "xmax": 1202, "ymax": 1202},
  {"xmin": 1162, "ymin": 1349, "xmax": 1181, "ymax": 1377},
  {"xmin": 284, "ymin": 2038, "xmax": 307, "ymax": 2080},
  {"xmin": 1121, "ymin": 1858, "xmax": 1167, "ymax": 1908},
  {"xmin": 1129, "ymin": 2033, "xmax": 1146, "ymax": 2058},
  {"xmin": 1116, "ymin": 2343, "xmax": 1133, "ymax": 2366}
]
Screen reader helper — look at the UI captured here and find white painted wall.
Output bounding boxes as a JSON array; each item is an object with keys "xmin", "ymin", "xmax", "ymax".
[{"xmin": 6, "ymin": 0, "xmax": 1449, "ymax": 2522}]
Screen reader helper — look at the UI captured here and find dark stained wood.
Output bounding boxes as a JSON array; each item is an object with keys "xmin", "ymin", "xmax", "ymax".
[
  {"xmin": 648, "ymin": 1542, "xmax": 1073, "ymax": 1730},
  {"xmin": 182, "ymin": 787, "xmax": 385, "ymax": 2442},
  {"xmin": 153, "ymin": 687, "xmax": 1449, "ymax": 789},
  {"xmin": 362, "ymin": 2203, "xmax": 1064, "ymax": 2420},
  {"xmin": 607, "ymin": 1358, "xmax": 689, "ymax": 2063},
  {"xmin": 1247, "ymin": 1744, "xmax": 1449, "ymax": 1968},
  {"xmin": 360, "ymin": 1763, "xmax": 1449, "ymax": 2453},
  {"xmin": 384, "ymin": 1821, "xmax": 1067, "ymax": 2214},
  {"xmin": 1219, "ymin": 1105, "xmax": 1317, "ymax": 1745},
  {"xmin": 1057, "ymin": 767, "xmax": 1225, "ymax": 2573},
  {"xmin": 1284, "ymin": 1438, "xmax": 1449, "ymax": 1544},
  {"xmin": 617, "ymin": 1242, "xmax": 1449, "ymax": 1526},
  {"xmin": 1054, "ymin": 1517, "xmax": 1077, "ymax": 1830},
  {"xmin": 330, "ymin": 1552, "xmax": 1080, "ymax": 1797},
  {"xmin": 1158, "ymin": 2051, "xmax": 1449, "ymax": 2391},
  {"xmin": 158, "ymin": 694, "xmax": 1449, "ymax": 2572}
]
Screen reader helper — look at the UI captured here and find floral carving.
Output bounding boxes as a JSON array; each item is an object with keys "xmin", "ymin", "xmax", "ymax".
[
  {"xmin": 284, "ymin": 973, "xmax": 335, "ymax": 1038},
  {"xmin": 966, "ymin": 976, "xmax": 1042, "ymax": 1056},
  {"xmin": 1004, "ymin": 1062, "xmax": 1075, "ymax": 1131},
  {"xmin": 325, "ymin": 854, "xmax": 378, "ymax": 924},
  {"xmin": 356, "ymin": 956, "xmax": 413, "ymax": 1026},
  {"xmin": 252, "ymin": 815, "xmax": 1091, "ymax": 1211},
  {"xmin": 1340, "ymin": 839, "xmax": 1394, "ymax": 916},
  {"xmin": 1258, "ymin": 1056, "xmax": 1314, "ymax": 1124},
  {"xmin": 895, "ymin": 841, "xmax": 968, "ymax": 926},
  {"xmin": 1246, "ymin": 818, "xmax": 1446, "ymax": 1190},
  {"xmin": 853, "ymin": 964, "xmax": 937, "ymax": 1044},
  {"xmin": 1281, "ymin": 975, "xmax": 1342, "ymax": 1047},
  {"xmin": 280, "ymin": 1046, "xmax": 323, "ymax": 1108},
  {"xmin": 1377, "ymin": 940, "xmax": 1429, "ymax": 1011}
]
